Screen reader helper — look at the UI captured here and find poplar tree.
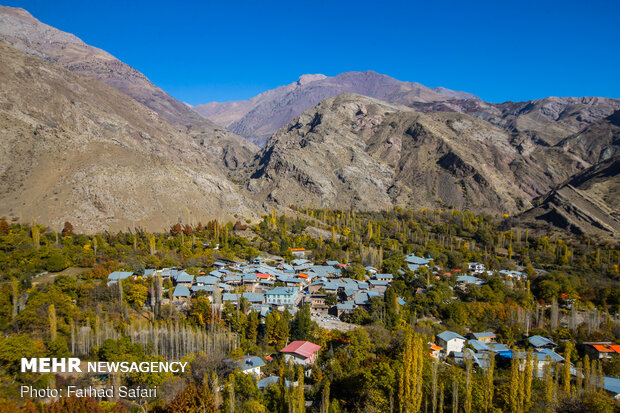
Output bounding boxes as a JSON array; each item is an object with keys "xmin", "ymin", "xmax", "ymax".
[
  {"xmin": 562, "ymin": 342, "xmax": 573, "ymax": 396},
  {"xmin": 484, "ymin": 352, "xmax": 494, "ymax": 412},
  {"xmin": 464, "ymin": 352, "xmax": 473, "ymax": 413},
  {"xmin": 399, "ymin": 333, "xmax": 424, "ymax": 412},
  {"xmin": 543, "ymin": 359, "xmax": 554, "ymax": 408},
  {"xmin": 297, "ymin": 366, "xmax": 305, "ymax": 413},
  {"xmin": 524, "ymin": 352, "xmax": 533, "ymax": 411},
  {"xmin": 11, "ymin": 278, "xmax": 19, "ymax": 320},
  {"xmin": 509, "ymin": 355, "xmax": 521, "ymax": 413},
  {"xmin": 48, "ymin": 304, "xmax": 57, "ymax": 341}
]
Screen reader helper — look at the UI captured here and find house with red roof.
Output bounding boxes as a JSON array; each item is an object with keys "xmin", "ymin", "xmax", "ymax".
[
  {"xmin": 584, "ymin": 342, "xmax": 620, "ymax": 360},
  {"xmin": 280, "ymin": 341, "xmax": 321, "ymax": 366}
]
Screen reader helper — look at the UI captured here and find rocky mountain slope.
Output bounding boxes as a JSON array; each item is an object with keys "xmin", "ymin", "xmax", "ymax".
[
  {"xmin": 0, "ymin": 41, "xmax": 255, "ymax": 232},
  {"xmin": 0, "ymin": 5, "xmax": 258, "ymax": 169},
  {"xmin": 516, "ymin": 155, "xmax": 620, "ymax": 238},
  {"xmin": 242, "ymin": 94, "xmax": 583, "ymax": 214},
  {"xmin": 408, "ymin": 96, "xmax": 620, "ymax": 147},
  {"xmin": 558, "ymin": 110, "xmax": 620, "ymax": 167},
  {"xmin": 194, "ymin": 71, "xmax": 476, "ymax": 146}
]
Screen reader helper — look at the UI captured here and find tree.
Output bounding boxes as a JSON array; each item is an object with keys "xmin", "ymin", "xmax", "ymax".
[
  {"xmin": 325, "ymin": 294, "xmax": 338, "ymax": 306},
  {"xmin": 46, "ymin": 251, "xmax": 69, "ymax": 272},
  {"xmin": 398, "ymin": 332, "xmax": 424, "ymax": 412},
  {"xmin": 291, "ymin": 304, "xmax": 314, "ymax": 341},
  {"xmin": 0, "ymin": 219, "xmax": 9, "ymax": 234},
  {"xmin": 125, "ymin": 283, "xmax": 148, "ymax": 310},
  {"xmin": 61, "ymin": 221, "xmax": 74, "ymax": 237},
  {"xmin": 189, "ymin": 296, "xmax": 212, "ymax": 327},
  {"xmin": 168, "ymin": 381, "xmax": 216, "ymax": 413},
  {"xmin": 170, "ymin": 223, "xmax": 183, "ymax": 236},
  {"xmin": 562, "ymin": 342, "xmax": 573, "ymax": 396},
  {"xmin": 48, "ymin": 303, "xmax": 57, "ymax": 341}
]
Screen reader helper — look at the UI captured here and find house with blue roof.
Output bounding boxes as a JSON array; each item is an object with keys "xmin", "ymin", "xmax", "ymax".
[
  {"xmin": 437, "ymin": 331, "xmax": 467, "ymax": 355},
  {"xmin": 195, "ymin": 275, "xmax": 218, "ymax": 285},
  {"xmin": 527, "ymin": 335, "xmax": 557, "ymax": 349},
  {"xmin": 222, "ymin": 293, "xmax": 240, "ymax": 303},
  {"xmin": 487, "ymin": 342, "xmax": 511, "ymax": 357},
  {"xmin": 172, "ymin": 285, "xmax": 190, "ymax": 302},
  {"xmin": 374, "ymin": 274, "xmax": 394, "ymax": 282},
  {"xmin": 242, "ymin": 292, "xmax": 265, "ymax": 304},
  {"xmin": 233, "ymin": 355, "xmax": 265, "ymax": 376},
  {"xmin": 174, "ymin": 271, "xmax": 194, "ymax": 286},
  {"xmin": 257, "ymin": 376, "xmax": 292, "ymax": 391},
  {"xmin": 468, "ymin": 339, "xmax": 491, "ymax": 352},
  {"xmin": 456, "ymin": 275, "xmax": 484, "ymax": 286},
  {"xmin": 191, "ymin": 285, "xmax": 215, "ymax": 294},
  {"xmin": 107, "ymin": 271, "xmax": 134, "ymax": 282},
  {"xmin": 406, "ymin": 254, "xmax": 431, "ymax": 265}
]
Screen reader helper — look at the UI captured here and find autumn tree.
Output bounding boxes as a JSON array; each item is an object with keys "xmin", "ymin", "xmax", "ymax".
[
  {"xmin": 168, "ymin": 381, "xmax": 216, "ymax": 413},
  {"xmin": 0, "ymin": 219, "xmax": 9, "ymax": 234},
  {"xmin": 61, "ymin": 221, "xmax": 74, "ymax": 237}
]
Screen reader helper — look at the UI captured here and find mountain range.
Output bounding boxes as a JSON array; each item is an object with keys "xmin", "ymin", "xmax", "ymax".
[{"xmin": 0, "ymin": 5, "xmax": 617, "ymax": 237}]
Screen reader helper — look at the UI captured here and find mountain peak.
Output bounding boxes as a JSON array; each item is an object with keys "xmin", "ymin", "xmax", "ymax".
[{"xmin": 297, "ymin": 74, "xmax": 327, "ymax": 85}]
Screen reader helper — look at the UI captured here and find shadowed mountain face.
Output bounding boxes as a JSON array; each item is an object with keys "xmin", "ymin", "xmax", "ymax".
[
  {"xmin": 0, "ymin": 41, "xmax": 255, "ymax": 232},
  {"xmin": 0, "ymin": 5, "xmax": 258, "ymax": 169},
  {"xmin": 516, "ymin": 155, "xmax": 620, "ymax": 238},
  {"xmin": 241, "ymin": 94, "xmax": 586, "ymax": 214},
  {"xmin": 194, "ymin": 71, "xmax": 476, "ymax": 146}
]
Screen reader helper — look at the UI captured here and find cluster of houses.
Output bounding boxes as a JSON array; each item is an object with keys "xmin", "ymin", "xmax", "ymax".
[
  {"xmin": 228, "ymin": 340, "xmax": 322, "ymax": 390},
  {"xmin": 432, "ymin": 331, "xmax": 620, "ymax": 398},
  {"xmin": 433, "ymin": 330, "xmax": 568, "ymax": 373},
  {"xmin": 106, "ymin": 250, "xmax": 533, "ymax": 321}
]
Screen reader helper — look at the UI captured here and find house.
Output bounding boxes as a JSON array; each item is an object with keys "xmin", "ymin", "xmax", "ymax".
[
  {"xmin": 242, "ymin": 292, "xmax": 265, "ymax": 305},
  {"xmin": 468, "ymin": 339, "xmax": 491, "ymax": 352},
  {"xmin": 174, "ymin": 271, "xmax": 194, "ymax": 287},
  {"xmin": 469, "ymin": 332, "xmax": 496, "ymax": 343},
  {"xmin": 405, "ymin": 254, "xmax": 431, "ymax": 265},
  {"xmin": 280, "ymin": 341, "xmax": 321, "ymax": 366},
  {"xmin": 513, "ymin": 349, "xmax": 564, "ymax": 376},
  {"xmin": 456, "ymin": 275, "xmax": 484, "ymax": 286},
  {"xmin": 429, "ymin": 343, "xmax": 443, "ymax": 358},
  {"xmin": 265, "ymin": 287, "xmax": 299, "ymax": 309},
  {"xmin": 107, "ymin": 271, "xmax": 133, "ymax": 283},
  {"xmin": 487, "ymin": 342, "xmax": 511, "ymax": 358},
  {"xmin": 527, "ymin": 335, "xmax": 557, "ymax": 350},
  {"xmin": 257, "ymin": 376, "xmax": 293, "ymax": 391},
  {"xmin": 335, "ymin": 301, "xmax": 355, "ymax": 317},
  {"xmin": 583, "ymin": 342, "xmax": 620, "ymax": 360},
  {"xmin": 291, "ymin": 248, "xmax": 306, "ymax": 258},
  {"xmin": 292, "ymin": 258, "xmax": 311, "ymax": 266},
  {"xmin": 233, "ymin": 355, "xmax": 265, "ymax": 376},
  {"xmin": 374, "ymin": 274, "xmax": 394, "ymax": 282},
  {"xmin": 305, "ymin": 294, "xmax": 329, "ymax": 312},
  {"xmin": 436, "ymin": 331, "xmax": 466, "ymax": 355},
  {"xmin": 172, "ymin": 285, "xmax": 190, "ymax": 302},
  {"xmin": 468, "ymin": 262, "xmax": 486, "ymax": 274},
  {"xmin": 325, "ymin": 260, "xmax": 340, "ymax": 266}
]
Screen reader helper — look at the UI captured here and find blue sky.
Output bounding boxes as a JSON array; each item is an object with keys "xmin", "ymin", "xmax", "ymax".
[{"xmin": 4, "ymin": 0, "xmax": 619, "ymax": 105}]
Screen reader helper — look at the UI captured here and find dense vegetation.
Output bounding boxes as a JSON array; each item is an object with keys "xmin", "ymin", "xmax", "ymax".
[{"xmin": 0, "ymin": 207, "xmax": 618, "ymax": 412}]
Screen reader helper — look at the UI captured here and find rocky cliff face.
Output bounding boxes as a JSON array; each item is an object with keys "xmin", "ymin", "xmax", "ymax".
[
  {"xmin": 516, "ymin": 155, "xmax": 620, "ymax": 238},
  {"xmin": 194, "ymin": 71, "xmax": 476, "ymax": 146},
  {"xmin": 0, "ymin": 41, "xmax": 255, "ymax": 232},
  {"xmin": 0, "ymin": 5, "xmax": 258, "ymax": 170},
  {"xmin": 242, "ymin": 94, "xmax": 583, "ymax": 214}
]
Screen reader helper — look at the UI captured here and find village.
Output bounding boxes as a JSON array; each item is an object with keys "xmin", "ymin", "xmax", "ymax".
[{"xmin": 105, "ymin": 248, "xmax": 620, "ymax": 399}]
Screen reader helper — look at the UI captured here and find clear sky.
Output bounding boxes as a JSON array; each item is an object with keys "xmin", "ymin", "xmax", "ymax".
[{"xmin": 4, "ymin": 0, "xmax": 619, "ymax": 105}]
